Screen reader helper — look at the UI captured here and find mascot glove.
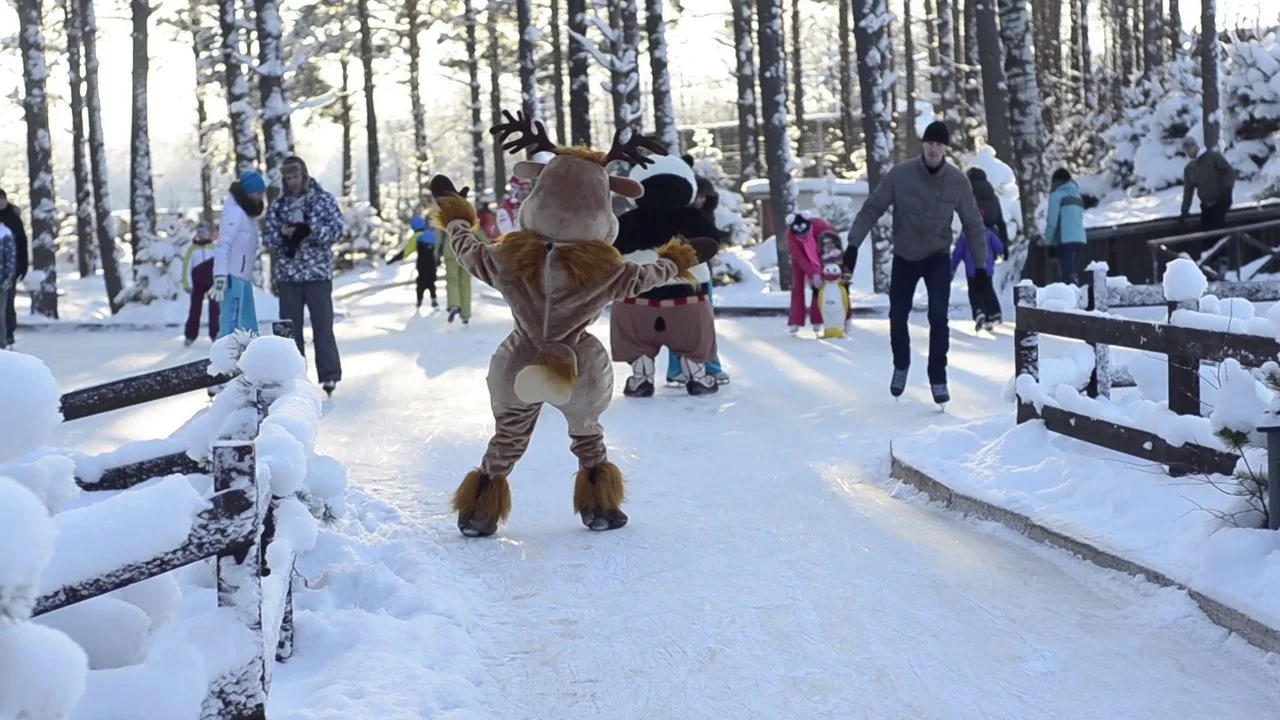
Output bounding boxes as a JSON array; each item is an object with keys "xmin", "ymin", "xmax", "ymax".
[{"xmin": 208, "ymin": 275, "xmax": 227, "ymax": 303}]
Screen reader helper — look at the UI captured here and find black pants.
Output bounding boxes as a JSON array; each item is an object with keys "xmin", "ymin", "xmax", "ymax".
[
  {"xmin": 278, "ymin": 280, "xmax": 342, "ymax": 383},
  {"xmin": 966, "ymin": 275, "xmax": 1002, "ymax": 321},
  {"xmin": 415, "ymin": 250, "xmax": 438, "ymax": 304},
  {"xmin": 1057, "ymin": 243, "xmax": 1084, "ymax": 285},
  {"xmin": 4, "ymin": 282, "xmax": 14, "ymax": 343},
  {"xmin": 889, "ymin": 252, "xmax": 951, "ymax": 385},
  {"xmin": 1199, "ymin": 201, "xmax": 1232, "ymax": 257}
]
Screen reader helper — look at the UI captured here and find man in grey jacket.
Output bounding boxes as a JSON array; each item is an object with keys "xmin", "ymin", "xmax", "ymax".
[
  {"xmin": 1179, "ymin": 136, "xmax": 1235, "ymax": 256},
  {"xmin": 841, "ymin": 121, "xmax": 989, "ymax": 406}
]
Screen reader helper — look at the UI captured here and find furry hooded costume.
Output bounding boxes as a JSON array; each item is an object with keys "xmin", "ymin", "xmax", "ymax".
[
  {"xmin": 610, "ymin": 154, "xmax": 723, "ymax": 396},
  {"xmin": 429, "ymin": 110, "xmax": 703, "ymax": 537}
]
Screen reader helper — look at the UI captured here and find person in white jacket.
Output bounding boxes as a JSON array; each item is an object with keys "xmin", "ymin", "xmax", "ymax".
[{"xmin": 208, "ymin": 171, "xmax": 267, "ymax": 337}]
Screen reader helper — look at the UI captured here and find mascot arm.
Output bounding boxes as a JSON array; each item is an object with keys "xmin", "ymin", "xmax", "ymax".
[
  {"xmin": 607, "ymin": 239, "xmax": 701, "ymax": 300},
  {"xmin": 431, "ymin": 180, "xmax": 500, "ymax": 287}
]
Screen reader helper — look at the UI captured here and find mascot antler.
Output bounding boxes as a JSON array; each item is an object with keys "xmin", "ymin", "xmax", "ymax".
[
  {"xmin": 491, "ymin": 110, "xmax": 558, "ymax": 156},
  {"xmin": 605, "ymin": 128, "xmax": 669, "ymax": 168}
]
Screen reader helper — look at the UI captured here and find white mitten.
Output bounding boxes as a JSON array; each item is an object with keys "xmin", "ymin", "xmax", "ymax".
[{"xmin": 208, "ymin": 275, "xmax": 227, "ymax": 303}]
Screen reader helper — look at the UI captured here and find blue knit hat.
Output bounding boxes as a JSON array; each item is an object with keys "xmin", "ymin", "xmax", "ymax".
[
  {"xmin": 409, "ymin": 215, "xmax": 427, "ymax": 232},
  {"xmin": 240, "ymin": 171, "xmax": 266, "ymax": 195}
]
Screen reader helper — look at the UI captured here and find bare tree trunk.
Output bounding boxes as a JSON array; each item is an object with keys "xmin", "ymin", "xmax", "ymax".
[
  {"xmin": 188, "ymin": 0, "xmax": 217, "ymax": 229},
  {"xmin": 1142, "ymin": 0, "xmax": 1162, "ymax": 76},
  {"xmin": 925, "ymin": 0, "xmax": 939, "ymax": 98},
  {"xmin": 219, "ymin": 0, "xmax": 258, "ymax": 174},
  {"xmin": 255, "ymin": 0, "xmax": 292, "ymax": 200},
  {"xmin": 999, "ymin": 0, "xmax": 1047, "ymax": 270},
  {"xmin": 130, "ymin": 0, "xmax": 156, "ymax": 272},
  {"xmin": 406, "ymin": 0, "xmax": 429, "ymax": 200},
  {"xmin": 340, "ymin": 58, "xmax": 355, "ymax": 202},
  {"xmin": 567, "ymin": 0, "xmax": 591, "ymax": 145},
  {"xmin": 790, "ymin": 0, "xmax": 805, "ymax": 158},
  {"xmin": 1201, "ymin": 0, "xmax": 1219, "ymax": 149},
  {"xmin": 904, "ymin": 0, "xmax": 919, "ymax": 156},
  {"xmin": 79, "ymin": 0, "xmax": 123, "ymax": 311},
  {"xmin": 620, "ymin": 0, "xmax": 642, "ymax": 133},
  {"xmin": 550, "ymin": 0, "xmax": 568, "ymax": 144},
  {"xmin": 18, "ymin": 0, "xmax": 58, "ymax": 317},
  {"xmin": 1118, "ymin": 0, "xmax": 1135, "ymax": 83},
  {"xmin": 1168, "ymin": 0, "xmax": 1181, "ymax": 58},
  {"xmin": 358, "ymin": 0, "xmax": 381, "ymax": 213},
  {"xmin": 517, "ymin": 0, "xmax": 539, "ymax": 122},
  {"xmin": 488, "ymin": 5, "xmax": 506, "ymax": 205},
  {"xmin": 732, "ymin": 0, "xmax": 761, "ymax": 182},
  {"xmin": 975, "ymin": 0, "xmax": 1012, "ymax": 162},
  {"xmin": 936, "ymin": 0, "xmax": 959, "ymax": 131},
  {"xmin": 63, "ymin": 0, "xmax": 95, "ymax": 278},
  {"xmin": 963, "ymin": 0, "xmax": 984, "ymax": 137},
  {"xmin": 838, "ymin": 0, "xmax": 856, "ymax": 171},
  {"xmin": 646, "ymin": 0, "xmax": 678, "ymax": 153},
  {"xmin": 608, "ymin": 1, "xmax": 627, "ymax": 133},
  {"xmin": 853, "ymin": 0, "xmax": 895, "ymax": 293},
  {"xmin": 1080, "ymin": 0, "xmax": 1093, "ymax": 110},
  {"xmin": 756, "ymin": 0, "xmax": 795, "ymax": 290},
  {"xmin": 465, "ymin": 0, "xmax": 486, "ymax": 194}
]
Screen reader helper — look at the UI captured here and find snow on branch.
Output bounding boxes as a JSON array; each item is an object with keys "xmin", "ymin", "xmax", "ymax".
[{"xmin": 567, "ymin": 28, "xmax": 619, "ymax": 71}]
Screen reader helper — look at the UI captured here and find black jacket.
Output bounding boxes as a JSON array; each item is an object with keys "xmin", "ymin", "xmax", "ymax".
[
  {"xmin": 965, "ymin": 168, "xmax": 1009, "ymax": 258},
  {"xmin": 0, "ymin": 205, "xmax": 27, "ymax": 277}
]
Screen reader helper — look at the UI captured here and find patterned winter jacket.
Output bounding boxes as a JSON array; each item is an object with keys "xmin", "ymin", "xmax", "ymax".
[
  {"xmin": 264, "ymin": 180, "xmax": 345, "ymax": 283},
  {"xmin": 0, "ymin": 224, "xmax": 15, "ymax": 284}
]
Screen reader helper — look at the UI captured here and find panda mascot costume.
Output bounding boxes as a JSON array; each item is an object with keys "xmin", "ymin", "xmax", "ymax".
[{"xmin": 610, "ymin": 154, "xmax": 722, "ymax": 397}]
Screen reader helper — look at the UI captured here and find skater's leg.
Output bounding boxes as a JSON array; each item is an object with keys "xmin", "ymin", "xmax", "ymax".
[
  {"xmin": 809, "ymin": 284, "xmax": 824, "ymax": 328},
  {"xmin": 425, "ymin": 253, "xmax": 439, "ymax": 304},
  {"xmin": 276, "ymin": 282, "xmax": 307, "ymax": 356},
  {"xmin": 888, "ymin": 255, "xmax": 921, "ymax": 371},
  {"xmin": 304, "ymin": 280, "xmax": 342, "ymax": 384},
  {"xmin": 184, "ymin": 288, "xmax": 205, "ymax": 342},
  {"xmin": 208, "ymin": 295, "xmax": 221, "ymax": 340},
  {"xmin": 788, "ymin": 266, "xmax": 807, "ymax": 330},
  {"xmin": 1058, "ymin": 244, "xmax": 1081, "ymax": 285},
  {"xmin": 922, "ymin": 252, "xmax": 952, "ymax": 387},
  {"xmin": 665, "ymin": 347, "xmax": 685, "ymax": 383},
  {"xmin": 445, "ymin": 257, "xmax": 461, "ymax": 310},
  {"xmin": 966, "ymin": 279, "xmax": 984, "ymax": 324},
  {"xmin": 4, "ymin": 282, "xmax": 15, "ymax": 344},
  {"xmin": 0, "ymin": 285, "xmax": 9, "ymax": 349},
  {"xmin": 459, "ymin": 270, "xmax": 472, "ymax": 321},
  {"xmin": 983, "ymin": 281, "xmax": 1003, "ymax": 322}
]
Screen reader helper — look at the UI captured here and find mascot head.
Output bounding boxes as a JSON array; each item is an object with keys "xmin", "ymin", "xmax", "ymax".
[{"xmin": 628, "ymin": 153, "xmax": 698, "ymax": 211}]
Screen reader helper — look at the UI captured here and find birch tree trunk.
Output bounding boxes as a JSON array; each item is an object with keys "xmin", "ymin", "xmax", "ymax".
[
  {"xmin": 255, "ymin": 0, "xmax": 292, "ymax": 200},
  {"xmin": 517, "ymin": 0, "xmax": 539, "ymax": 122},
  {"xmin": 620, "ymin": 0, "xmax": 642, "ymax": 133},
  {"xmin": 550, "ymin": 0, "xmax": 567, "ymax": 144},
  {"xmin": 935, "ymin": 0, "xmax": 959, "ymax": 132},
  {"xmin": 838, "ymin": 0, "xmax": 855, "ymax": 171},
  {"xmin": 340, "ymin": 58, "xmax": 355, "ymax": 202},
  {"xmin": 998, "ymin": 0, "xmax": 1047, "ymax": 274},
  {"xmin": 488, "ymin": 5, "xmax": 507, "ymax": 205},
  {"xmin": 130, "ymin": 0, "xmax": 157, "ymax": 271},
  {"xmin": 219, "ymin": 0, "xmax": 258, "ymax": 174},
  {"xmin": 645, "ymin": 0, "xmax": 678, "ymax": 153},
  {"xmin": 358, "ymin": 0, "xmax": 381, "ymax": 213},
  {"xmin": 790, "ymin": 0, "xmax": 805, "ymax": 158},
  {"xmin": 733, "ymin": 0, "xmax": 762, "ymax": 182},
  {"xmin": 406, "ymin": 0, "xmax": 429, "ymax": 198},
  {"xmin": 465, "ymin": 0, "xmax": 486, "ymax": 193},
  {"xmin": 567, "ymin": 0, "xmax": 591, "ymax": 145},
  {"xmin": 18, "ymin": 0, "xmax": 58, "ymax": 317},
  {"xmin": 975, "ymin": 0, "xmax": 1012, "ymax": 162},
  {"xmin": 79, "ymin": 0, "xmax": 123, "ymax": 311},
  {"xmin": 853, "ymin": 0, "xmax": 894, "ymax": 294},
  {"xmin": 1201, "ymin": 0, "xmax": 1219, "ymax": 150},
  {"xmin": 755, "ymin": 0, "xmax": 796, "ymax": 290},
  {"xmin": 1142, "ymin": 0, "xmax": 1162, "ymax": 77},
  {"xmin": 62, "ymin": 0, "xmax": 95, "ymax": 277}
]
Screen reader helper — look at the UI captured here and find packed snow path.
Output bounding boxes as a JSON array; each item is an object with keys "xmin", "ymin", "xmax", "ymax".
[{"xmin": 34, "ymin": 285, "xmax": 1280, "ymax": 719}]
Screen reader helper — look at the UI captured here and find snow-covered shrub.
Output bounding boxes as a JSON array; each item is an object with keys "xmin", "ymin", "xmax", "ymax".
[
  {"xmin": 686, "ymin": 128, "xmax": 757, "ymax": 246},
  {"xmin": 812, "ymin": 171, "xmax": 856, "ymax": 232},
  {"xmin": 1222, "ymin": 30, "xmax": 1280, "ymax": 195},
  {"xmin": 1105, "ymin": 55, "xmax": 1205, "ymax": 192},
  {"xmin": 115, "ymin": 213, "xmax": 195, "ymax": 306},
  {"xmin": 334, "ymin": 201, "xmax": 392, "ymax": 273}
]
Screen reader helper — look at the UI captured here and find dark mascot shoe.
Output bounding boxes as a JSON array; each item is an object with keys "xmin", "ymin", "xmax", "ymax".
[
  {"xmin": 624, "ymin": 379, "xmax": 655, "ymax": 398},
  {"xmin": 686, "ymin": 379, "xmax": 719, "ymax": 396},
  {"xmin": 580, "ymin": 507, "xmax": 629, "ymax": 531}
]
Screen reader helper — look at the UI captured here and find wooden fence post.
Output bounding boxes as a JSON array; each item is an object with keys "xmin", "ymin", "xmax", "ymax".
[
  {"xmin": 1086, "ymin": 263, "xmax": 1112, "ymax": 399},
  {"xmin": 207, "ymin": 441, "xmax": 269, "ymax": 720},
  {"xmin": 1014, "ymin": 283, "xmax": 1040, "ymax": 424},
  {"xmin": 1166, "ymin": 297, "xmax": 1202, "ymax": 476}
]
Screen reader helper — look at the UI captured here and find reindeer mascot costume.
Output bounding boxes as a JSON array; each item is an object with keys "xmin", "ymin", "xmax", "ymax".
[{"xmin": 430, "ymin": 111, "xmax": 704, "ymax": 537}]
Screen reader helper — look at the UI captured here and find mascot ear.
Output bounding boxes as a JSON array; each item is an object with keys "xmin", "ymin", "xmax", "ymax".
[
  {"xmin": 609, "ymin": 176, "xmax": 644, "ymax": 199},
  {"xmin": 512, "ymin": 161, "xmax": 545, "ymax": 180}
]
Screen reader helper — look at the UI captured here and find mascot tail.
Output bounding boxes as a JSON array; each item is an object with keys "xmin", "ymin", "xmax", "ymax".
[{"xmin": 513, "ymin": 243, "xmax": 579, "ymax": 406}]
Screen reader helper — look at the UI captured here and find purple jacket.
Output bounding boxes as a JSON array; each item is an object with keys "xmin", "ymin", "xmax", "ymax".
[{"xmin": 950, "ymin": 228, "xmax": 1003, "ymax": 278}]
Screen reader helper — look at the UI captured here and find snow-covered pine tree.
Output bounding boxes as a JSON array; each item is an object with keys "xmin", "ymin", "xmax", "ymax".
[
  {"xmin": 756, "ymin": 0, "xmax": 796, "ymax": 289},
  {"xmin": 645, "ymin": 0, "xmax": 678, "ymax": 153},
  {"xmin": 18, "ymin": 0, "xmax": 58, "ymax": 317},
  {"xmin": 1104, "ymin": 54, "xmax": 1202, "ymax": 192},
  {"xmin": 255, "ymin": 0, "xmax": 293, "ymax": 199},
  {"xmin": 60, "ymin": 0, "xmax": 96, "ymax": 278},
  {"xmin": 219, "ymin": 0, "xmax": 259, "ymax": 175},
  {"xmin": 567, "ymin": 0, "xmax": 591, "ymax": 145},
  {"xmin": 732, "ymin": 0, "xmax": 762, "ymax": 182},
  {"xmin": 78, "ymin": 0, "xmax": 123, "ymax": 311},
  {"xmin": 998, "ymin": 0, "xmax": 1047, "ymax": 284},
  {"xmin": 852, "ymin": 0, "xmax": 894, "ymax": 293},
  {"xmin": 1222, "ymin": 32, "xmax": 1280, "ymax": 194},
  {"xmin": 130, "ymin": 0, "xmax": 158, "ymax": 276}
]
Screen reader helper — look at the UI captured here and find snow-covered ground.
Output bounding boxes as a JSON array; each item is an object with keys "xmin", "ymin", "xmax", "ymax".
[{"xmin": 17, "ymin": 283, "xmax": 1280, "ymax": 718}]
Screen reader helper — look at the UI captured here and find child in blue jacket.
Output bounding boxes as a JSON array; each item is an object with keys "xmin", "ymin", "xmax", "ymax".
[
  {"xmin": 1045, "ymin": 168, "xmax": 1088, "ymax": 285},
  {"xmin": 951, "ymin": 226, "xmax": 1004, "ymax": 332},
  {"xmin": 388, "ymin": 215, "xmax": 439, "ymax": 309}
]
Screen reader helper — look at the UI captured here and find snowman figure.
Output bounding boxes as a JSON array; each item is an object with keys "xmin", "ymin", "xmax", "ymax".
[{"xmin": 816, "ymin": 262, "xmax": 850, "ymax": 339}]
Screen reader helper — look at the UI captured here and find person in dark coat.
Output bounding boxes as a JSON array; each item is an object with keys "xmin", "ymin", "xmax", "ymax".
[
  {"xmin": 964, "ymin": 168, "xmax": 1009, "ymax": 259},
  {"xmin": 0, "ymin": 189, "xmax": 27, "ymax": 346}
]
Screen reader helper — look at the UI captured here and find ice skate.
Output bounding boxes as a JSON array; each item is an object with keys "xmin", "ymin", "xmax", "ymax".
[
  {"xmin": 431, "ymin": 299, "xmax": 440, "ymax": 309},
  {"xmin": 788, "ymin": 324, "xmax": 800, "ymax": 336},
  {"xmin": 712, "ymin": 370, "xmax": 731, "ymax": 385},
  {"xmin": 447, "ymin": 306, "xmax": 461, "ymax": 323},
  {"xmin": 931, "ymin": 383, "xmax": 950, "ymax": 408},
  {"xmin": 322, "ymin": 380, "xmax": 337, "ymax": 398},
  {"xmin": 813, "ymin": 324, "xmax": 824, "ymax": 337},
  {"xmin": 624, "ymin": 356, "xmax": 656, "ymax": 398},
  {"xmin": 681, "ymin": 357, "xmax": 718, "ymax": 396},
  {"xmin": 184, "ymin": 338, "xmax": 195, "ymax": 347},
  {"xmin": 890, "ymin": 368, "xmax": 909, "ymax": 398}
]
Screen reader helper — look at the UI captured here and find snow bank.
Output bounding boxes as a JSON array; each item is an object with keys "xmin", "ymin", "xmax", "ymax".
[
  {"xmin": 238, "ymin": 336, "xmax": 306, "ymax": 385},
  {"xmin": 0, "ymin": 477, "xmax": 59, "ymax": 621},
  {"xmin": 35, "ymin": 596, "xmax": 152, "ymax": 670},
  {"xmin": 894, "ymin": 417, "xmax": 1280, "ymax": 631},
  {"xmin": 0, "ymin": 351, "xmax": 63, "ymax": 462},
  {"xmin": 1209, "ymin": 360, "xmax": 1267, "ymax": 436},
  {"xmin": 1, "ymin": 451, "xmax": 80, "ymax": 514},
  {"xmin": 0, "ymin": 621, "xmax": 88, "ymax": 719},
  {"xmin": 1162, "ymin": 258, "xmax": 1207, "ymax": 302}
]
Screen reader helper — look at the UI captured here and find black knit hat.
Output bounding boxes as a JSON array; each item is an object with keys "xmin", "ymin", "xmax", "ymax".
[{"xmin": 922, "ymin": 121, "xmax": 950, "ymax": 146}]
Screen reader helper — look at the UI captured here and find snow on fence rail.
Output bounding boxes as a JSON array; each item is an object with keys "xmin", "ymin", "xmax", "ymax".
[
  {"xmin": 2, "ymin": 323, "xmax": 337, "ymax": 718},
  {"xmin": 1014, "ymin": 277, "xmax": 1280, "ymax": 483}
]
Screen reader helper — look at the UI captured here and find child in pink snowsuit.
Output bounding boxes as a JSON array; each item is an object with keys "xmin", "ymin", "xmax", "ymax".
[{"xmin": 786, "ymin": 212, "xmax": 836, "ymax": 334}]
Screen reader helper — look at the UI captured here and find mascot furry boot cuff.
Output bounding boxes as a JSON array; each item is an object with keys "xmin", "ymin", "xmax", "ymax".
[
  {"xmin": 453, "ymin": 469, "xmax": 512, "ymax": 537},
  {"xmin": 573, "ymin": 461, "xmax": 629, "ymax": 531}
]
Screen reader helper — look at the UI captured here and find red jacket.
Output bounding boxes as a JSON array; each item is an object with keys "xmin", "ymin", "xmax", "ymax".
[{"xmin": 787, "ymin": 218, "xmax": 836, "ymax": 278}]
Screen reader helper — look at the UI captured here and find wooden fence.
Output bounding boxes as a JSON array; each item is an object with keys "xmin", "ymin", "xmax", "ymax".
[{"xmin": 36, "ymin": 321, "xmax": 298, "ymax": 719}]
